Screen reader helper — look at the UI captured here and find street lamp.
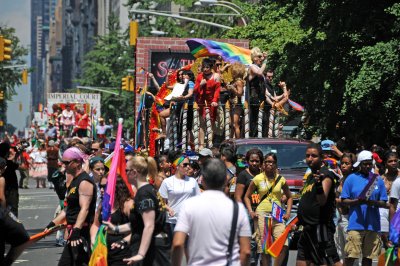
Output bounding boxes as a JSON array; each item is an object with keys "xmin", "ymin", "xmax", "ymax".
[
  {"xmin": 150, "ymin": 30, "xmax": 168, "ymax": 36},
  {"xmin": 194, "ymin": 0, "xmax": 247, "ymax": 26},
  {"xmin": 198, "ymin": 0, "xmax": 244, "ymax": 13},
  {"xmin": 130, "ymin": 9, "xmax": 233, "ymax": 30}
]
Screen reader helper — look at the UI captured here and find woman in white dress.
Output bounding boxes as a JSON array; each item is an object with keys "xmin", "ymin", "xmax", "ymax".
[{"xmin": 29, "ymin": 143, "xmax": 48, "ymax": 188}]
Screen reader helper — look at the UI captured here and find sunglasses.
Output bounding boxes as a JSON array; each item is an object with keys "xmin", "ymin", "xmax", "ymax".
[
  {"xmin": 181, "ymin": 163, "xmax": 190, "ymax": 168},
  {"xmin": 99, "ymin": 184, "xmax": 107, "ymax": 189},
  {"xmin": 91, "ymin": 148, "xmax": 100, "ymax": 152},
  {"xmin": 61, "ymin": 160, "xmax": 73, "ymax": 165}
]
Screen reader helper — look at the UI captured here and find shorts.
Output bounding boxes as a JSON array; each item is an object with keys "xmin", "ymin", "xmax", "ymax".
[
  {"xmin": 255, "ymin": 211, "xmax": 287, "ymax": 253},
  {"xmin": 345, "ymin": 230, "xmax": 382, "ymax": 259},
  {"xmin": 297, "ymin": 223, "xmax": 340, "ymax": 265}
]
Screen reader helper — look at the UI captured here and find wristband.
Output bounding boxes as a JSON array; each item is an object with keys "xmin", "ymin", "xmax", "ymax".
[
  {"xmin": 46, "ymin": 221, "xmax": 56, "ymax": 230},
  {"xmin": 69, "ymin": 228, "xmax": 81, "ymax": 241},
  {"xmin": 115, "ymin": 225, "xmax": 119, "ymax": 234}
]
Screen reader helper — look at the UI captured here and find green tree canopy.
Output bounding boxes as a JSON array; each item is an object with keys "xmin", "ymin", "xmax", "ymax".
[
  {"xmin": 225, "ymin": 1, "xmax": 400, "ymax": 148},
  {"xmin": 78, "ymin": 14, "xmax": 135, "ymax": 133},
  {"xmin": 0, "ymin": 25, "xmax": 29, "ymax": 129}
]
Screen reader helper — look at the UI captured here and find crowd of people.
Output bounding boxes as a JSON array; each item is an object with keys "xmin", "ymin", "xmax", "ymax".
[
  {"xmin": 0, "ymin": 127, "xmax": 399, "ymax": 266},
  {"xmin": 143, "ymin": 48, "xmax": 289, "ymax": 152}
]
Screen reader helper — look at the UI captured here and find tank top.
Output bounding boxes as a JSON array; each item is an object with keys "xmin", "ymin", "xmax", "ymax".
[{"xmin": 65, "ymin": 172, "xmax": 97, "ymax": 225}]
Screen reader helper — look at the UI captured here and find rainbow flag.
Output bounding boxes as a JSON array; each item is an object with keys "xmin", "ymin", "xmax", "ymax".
[
  {"xmin": 288, "ymin": 99, "xmax": 304, "ymax": 112},
  {"xmin": 89, "ymin": 225, "xmax": 108, "ymax": 266},
  {"xmin": 102, "ymin": 118, "xmax": 123, "ymax": 222},
  {"xmin": 262, "ymin": 216, "xmax": 273, "ymax": 254},
  {"xmin": 186, "ymin": 38, "xmax": 251, "ymax": 65}
]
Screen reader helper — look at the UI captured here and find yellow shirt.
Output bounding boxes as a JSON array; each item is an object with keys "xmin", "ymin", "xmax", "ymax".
[{"xmin": 253, "ymin": 173, "xmax": 286, "ymax": 213}]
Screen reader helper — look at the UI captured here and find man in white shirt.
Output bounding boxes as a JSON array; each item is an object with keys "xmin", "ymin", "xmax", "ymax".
[{"xmin": 172, "ymin": 158, "xmax": 251, "ymax": 266}]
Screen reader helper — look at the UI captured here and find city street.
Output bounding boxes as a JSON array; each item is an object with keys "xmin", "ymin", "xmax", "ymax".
[{"xmin": 15, "ymin": 183, "xmax": 63, "ymax": 265}]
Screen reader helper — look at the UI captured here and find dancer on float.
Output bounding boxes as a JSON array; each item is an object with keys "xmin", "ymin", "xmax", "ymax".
[{"xmin": 194, "ymin": 58, "xmax": 221, "ymax": 149}]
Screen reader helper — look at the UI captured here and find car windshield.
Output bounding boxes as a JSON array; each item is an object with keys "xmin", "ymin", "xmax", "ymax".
[{"xmin": 236, "ymin": 143, "xmax": 308, "ymax": 169}]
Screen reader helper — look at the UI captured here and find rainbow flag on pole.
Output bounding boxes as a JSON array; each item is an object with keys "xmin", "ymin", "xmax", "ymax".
[
  {"xmin": 186, "ymin": 38, "xmax": 252, "ymax": 65},
  {"xmin": 102, "ymin": 118, "xmax": 123, "ymax": 222}
]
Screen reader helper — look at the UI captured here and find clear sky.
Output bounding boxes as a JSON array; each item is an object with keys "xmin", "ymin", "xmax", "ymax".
[{"xmin": 1, "ymin": 0, "xmax": 31, "ymax": 132}]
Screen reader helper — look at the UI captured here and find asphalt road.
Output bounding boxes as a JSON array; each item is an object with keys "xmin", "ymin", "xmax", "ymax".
[{"xmin": 15, "ymin": 183, "xmax": 64, "ymax": 265}]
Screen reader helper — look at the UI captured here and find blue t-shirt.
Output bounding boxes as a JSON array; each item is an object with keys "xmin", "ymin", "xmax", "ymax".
[{"xmin": 340, "ymin": 172, "xmax": 388, "ymax": 232}]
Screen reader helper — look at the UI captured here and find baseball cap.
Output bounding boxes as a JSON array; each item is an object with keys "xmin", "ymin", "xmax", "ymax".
[
  {"xmin": 199, "ymin": 148, "xmax": 213, "ymax": 157},
  {"xmin": 321, "ymin": 140, "xmax": 335, "ymax": 151},
  {"xmin": 353, "ymin": 150, "xmax": 373, "ymax": 167}
]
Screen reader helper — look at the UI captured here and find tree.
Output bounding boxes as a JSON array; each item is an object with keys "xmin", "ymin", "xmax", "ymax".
[
  {"xmin": 126, "ymin": 0, "xmax": 239, "ymax": 38},
  {"xmin": 0, "ymin": 25, "xmax": 29, "ymax": 131},
  {"xmin": 77, "ymin": 14, "xmax": 136, "ymax": 133},
  {"xmin": 224, "ymin": 1, "xmax": 400, "ymax": 147}
]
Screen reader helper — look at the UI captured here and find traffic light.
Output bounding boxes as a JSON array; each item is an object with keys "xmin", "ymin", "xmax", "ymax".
[
  {"xmin": 122, "ymin": 76, "xmax": 129, "ymax": 91},
  {"xmin": 129, "ymin": 21, "xmax": 138, "ymax": 46},
  {"xmin": 0, "ymin": 36, "xmax": 12, "ymax": 61},
  {"xmin": 129, "ymin": 76, "xmax": 134, "ymax": 91},
  {"xmin": 122, "ymin": 76, "xmax": 134, "ymax": 91},
  {"xmin": 22, "ymin": 69, "xmax": 28, "ymax": 84},
  {"xmin": 19, "ymin": 102, "xmax": 23, "ymax": 112},
  {"xmin": 0, "ymin": 90, "xmax": 4, "ymax": 100},
  {"xmin": 0, "ymin": 120, "xmax": 3, "ymax": 127}
]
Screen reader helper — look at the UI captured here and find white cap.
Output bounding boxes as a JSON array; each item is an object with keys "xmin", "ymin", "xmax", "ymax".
[
  {"xmin": 199, "ymin": 148, "xmax": 213, "ymax": 157},
  {"xmin": 353, "ymin": 150, "xmax": 373, "ymax": 167}
]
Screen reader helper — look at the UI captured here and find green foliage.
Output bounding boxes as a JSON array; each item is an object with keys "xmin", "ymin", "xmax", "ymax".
[
  {"xmin": 0, "ymin": 25, "xmax": 29, "ymax": 129},
  {"xmin": 126, "ymin": 0, "xmax": 237, "ymax": 38},
  {"xmin": 77, "ymin": 14, "xmax": 135, "ymax": 132},
  {"xmin": 223, "ymin": 1, "xmax": 400, "ymax": 146}
]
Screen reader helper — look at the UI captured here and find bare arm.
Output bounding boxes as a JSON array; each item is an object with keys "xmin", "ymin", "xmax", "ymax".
[
  {"xmin": 171, "ymin": 231, "xmax": 186, "ymax": 266},
  {"xmin": 282, "ymin": 183, "xmax": 293, "ymax": 220},
  {"xmin": 244, "ymin": 181, "xmax": 257, "ymax": 219},
  {"xmin": 123, "ymin": 210, "xmax": 155, "ymax": 265},
  {"xmin": 0, "ymin": 177, "xmax": 6, "ymax": 209},
  {"xmin": 75, "ymin": 180, "xmax": 94, "ymax": 229},
  {"xmin": 239, "ymin": 236, "xmax": 251, "ymax": 266},
  {"xmin": 234, "ymin": 183, "xmax": 246, "ymax": 203},
  {"xmin": 148, "ymin": 73, "xmax": 160, "ymax": 91}
]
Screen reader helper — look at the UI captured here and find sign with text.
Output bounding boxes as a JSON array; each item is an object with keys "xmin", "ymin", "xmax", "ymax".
[
  {"xmin": 47, "ymin": 93, "xmax": 101, "ymax": 118},
  {"xmin": 150, "ymin": 51, "xmax": 195, "ymax": 86}
]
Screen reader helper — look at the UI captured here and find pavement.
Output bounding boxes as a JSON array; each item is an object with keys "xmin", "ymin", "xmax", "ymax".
[{"xmin": 15, "ymin": 182, "xmax": 63, "ymax": 265}]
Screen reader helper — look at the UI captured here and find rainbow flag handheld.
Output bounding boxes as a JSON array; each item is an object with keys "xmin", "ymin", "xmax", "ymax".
[
  {"xmin": 102, "ymin": 118, "xmax": 123, "ymax": 222},
  {"xmin": 186, "ymin": 38, "xmax": 251, "ymax": 65},
  {"xmin": 378, "ymin": 209, "xmax": 400, "ymax": 266},
  {"xmin": 262, "ymin": 216, "xmax": 273, "ymax": 254},
  {"xmin": 288, "ymin": 99, "xmax": 304, "ymax": 112},
  {"xmin": 89, "ymin": 225, "xmax": 108, "ymax": 266}
]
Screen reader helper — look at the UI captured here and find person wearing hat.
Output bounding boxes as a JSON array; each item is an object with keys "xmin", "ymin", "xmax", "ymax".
[
  {"xmin": 340, "ymin": 150, "xmax": 388, "ymax": 265},
  {"xmin": 44, "ymin": 147, "xmax": 96, "ymax": 265}
]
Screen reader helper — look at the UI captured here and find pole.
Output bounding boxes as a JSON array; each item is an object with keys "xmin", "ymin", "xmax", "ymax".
[{"xmin": 130, "ymin": 9, "xmax": 233, "ymax": 30}]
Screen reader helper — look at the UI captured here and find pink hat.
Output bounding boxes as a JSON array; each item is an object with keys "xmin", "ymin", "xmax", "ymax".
[{"xmin": 62, "ymin": 147, "xmax": 88, "ymax": 161}]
